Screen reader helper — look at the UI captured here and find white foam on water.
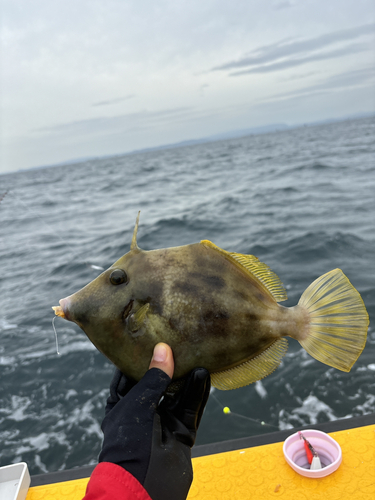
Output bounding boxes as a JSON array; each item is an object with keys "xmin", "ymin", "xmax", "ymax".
[
  {"xmin": 12, "ymin": 431, "xmax": 71, "ymax": 459},
  {"xmin": 59, "ymin": 340, "xmax": 97, "ymax": 354},
  {"xmin": 8, "ymin": 396, "xmax": 32, "ymax": 422},
  {"xmin": 0, "ymin": 356, "xmax": 16, "ymax": 365},
  {"xmin": 56, "ymin": 388, "xmax": 107, "ymax": 440},
  {"xmin": 35, "ymin": 455, "xmax": 48, "ymax": 474},
  {"xmin": 28, "ymin": 433, "xmax": 50, "ymax": 451},
  {"xmin": 254, "ymin": 380, "xmax": 268, "ymax": 399},
  {"xmin": 292, "ymin": 395, "xmax": 336, "ymax": 423},
  {"xmin": 0, "ymin": 318, "xmax": 18, "ymax": 331},
  {"xmin": 278, "ymin": 410, "xmax": 294, "ymax": 430},
  {"xmin": 65, "ymin": 389, "xmax": 78, "ymax": 399},
  {"xmin": 278, "ymin": 394, "xmax": 337, "ymax": 430},
  {"xmin": 300, "ymin": 358, "xmax": 315, "ymax": 368},
  {"xmin": 351, "ymin": 394, "xmax": 375, "ymax": 415},
  {"xmin": 85, "ymin": 421, "xmax": 102, "ymax": 439},
  {"xmin": 16, "ymin": 339, "xmax": 97, "ymax": 362}
]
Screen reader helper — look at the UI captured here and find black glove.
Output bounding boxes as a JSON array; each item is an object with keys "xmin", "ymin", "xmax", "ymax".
[{"xmin": 99, "ymin": 367, "xmax": 211, "ymax": 500}]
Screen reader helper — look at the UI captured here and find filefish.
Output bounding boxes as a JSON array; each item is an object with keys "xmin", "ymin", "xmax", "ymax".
[{"xmin": 53, "ymin": 214, "xmax": 369, "ymax": 390}]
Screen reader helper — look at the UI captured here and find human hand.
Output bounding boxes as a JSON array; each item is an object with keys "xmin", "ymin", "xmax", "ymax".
[{"xmin": 99, "ymin": 343, "xmax": 211, "ymax": 500}]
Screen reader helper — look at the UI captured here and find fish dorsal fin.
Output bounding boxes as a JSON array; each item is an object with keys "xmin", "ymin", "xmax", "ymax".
[
  {"xmin": 200, "ymin": 240, "xmax": 287, "ymax": 302},
  {"xmin": 229, "ymin": 251, "xmax": 287, "ymax": 302},
  {"xmin": 211, "ymin": 338, "xmax": 288, "ymax": 390}
]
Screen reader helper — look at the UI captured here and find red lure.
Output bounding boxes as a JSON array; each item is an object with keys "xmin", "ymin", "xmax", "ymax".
[{"xmin": 298, "ymin": 432, "xmax": 317, "ymax": 464}]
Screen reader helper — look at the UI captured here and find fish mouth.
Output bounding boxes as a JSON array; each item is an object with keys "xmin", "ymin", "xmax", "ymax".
[
  {"xmin": 122, "ymin": 299, "xmax": 134, "ymax": 321},
  {"xmin": 52, "ymin": 297, "xmax": 71, "ymax": 321}
]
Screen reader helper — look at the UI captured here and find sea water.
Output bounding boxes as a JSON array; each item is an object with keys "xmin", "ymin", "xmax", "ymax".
[{"xmin": 1, "ymin": 116, "xmax": 374, "ymax": 474}]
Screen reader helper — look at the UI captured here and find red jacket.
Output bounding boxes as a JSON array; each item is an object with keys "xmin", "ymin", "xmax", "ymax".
[{"xmin": 83, "ymin": 462, "xmax": 151, "ymax": 500}]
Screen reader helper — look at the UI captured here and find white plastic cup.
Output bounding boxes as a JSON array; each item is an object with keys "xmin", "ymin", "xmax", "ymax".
[{"xmin": 283, "ymin": 429, "xmax": 342, "ymax": 478}]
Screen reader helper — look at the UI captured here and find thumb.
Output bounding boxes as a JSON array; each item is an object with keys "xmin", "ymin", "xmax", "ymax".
[{"xmin": 149, "ymin": 343, "xmax": 174, "ymax": 379}]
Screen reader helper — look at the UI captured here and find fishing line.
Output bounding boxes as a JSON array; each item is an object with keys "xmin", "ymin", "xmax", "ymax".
[
  {"xmin": 52, "ymin": 317, "xmax": 60, "ymax": 355},
  {"xmin": 5, "ymin": 190, "xmax": 104, "ymax": 271},
  {"xmin": 210, "ymin": 390, "xmax": 279, "ymax": 430},
  {"xmin": 4, "ymin": 190, "xmax": 104, "ymax": 355}
]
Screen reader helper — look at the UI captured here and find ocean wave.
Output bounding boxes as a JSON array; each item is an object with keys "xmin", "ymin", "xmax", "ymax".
[
  {"xmin": 278, "ymin": 394, "xmax": 336, "ymax": 430},
  {"xmin": 0, "ymin": 318, "xmax": 18, "ymax": 331},
  {"xmin": 1, "ymin": 116, "xmax": 374, "ymax": 475},
  {"xmin": 275, "ymin": 231, "xmax": 367, "ymax": 264}
]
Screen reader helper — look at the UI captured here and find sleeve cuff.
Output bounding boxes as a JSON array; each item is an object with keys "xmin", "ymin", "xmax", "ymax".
[{"xmin": 83, "ymin": 462, "xmax": 152, "ymax": 500}]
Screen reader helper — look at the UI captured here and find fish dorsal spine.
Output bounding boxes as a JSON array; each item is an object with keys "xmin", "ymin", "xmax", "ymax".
[
  {"xmin": 131, "ymin": 211, "xmax": 141, "ymax": 250},
  {"xmin": 200, "ymin": 240, "xmax": 287, "ymax": 302}
]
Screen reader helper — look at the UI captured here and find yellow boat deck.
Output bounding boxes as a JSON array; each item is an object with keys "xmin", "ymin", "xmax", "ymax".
[{"xmin": 27, "ymin": 424, "xmax": 374, "ymax": 500}]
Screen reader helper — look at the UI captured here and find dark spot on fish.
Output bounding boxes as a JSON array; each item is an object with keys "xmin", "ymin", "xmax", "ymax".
[
  {"xmin": 203, "ymin": 310, "xmax": 230, "ymax": 322},
  {"xmin": 187, "ymin": 270, "xmax": 223, "ymax": 284},
  {"xmin": 172, "ymin": 281, "xmax": 200, "ymax": 295},
  {"xmin": 200, "ymin": 275, "xmax": 226, "ymax": 290},
  {"xmin": 256, "ymin": 291, "xmax": 269, "ymax": 302},
  {"xmin": 245, "ymin": 312, "xmax": 259, "ymax": 323},
  {"xmin": 202, "ymin": 310, "xmax": 230, "ymax": 337},
  {"xmin": 235, "ymin": 289, "xmax": 249, "ymax": 301},
  {"xmin": 136, "ymin": 281, "xmax": 164, "ymax": 315},
  {"xmin": 122, "ymin": 300, "xmax": 134, "ymax": 321}
]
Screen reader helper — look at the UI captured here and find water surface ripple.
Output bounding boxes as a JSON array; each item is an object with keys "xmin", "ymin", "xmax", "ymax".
[{"xmin": 1, "ymin": 116, "xmax": 374, "ymax": 474}]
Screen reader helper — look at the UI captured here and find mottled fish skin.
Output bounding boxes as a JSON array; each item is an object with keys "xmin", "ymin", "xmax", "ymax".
[
  {"xmin": 58, "ymin": 241, "xmax": 306, "ymax": 381},
  {"xmin": 55, "ymin": 215, "xmax": 369, "ymax": 389}
]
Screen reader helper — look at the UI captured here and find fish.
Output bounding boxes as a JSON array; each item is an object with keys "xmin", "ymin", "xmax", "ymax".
[{"xmin": 53, "ymin": 213, "xmax": 369, "ymax": 390}]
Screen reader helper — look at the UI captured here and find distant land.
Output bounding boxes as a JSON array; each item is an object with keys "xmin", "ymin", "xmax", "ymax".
[{"xmin": 16, "ymin": 111, "xmax": 375, "ymax": 173}]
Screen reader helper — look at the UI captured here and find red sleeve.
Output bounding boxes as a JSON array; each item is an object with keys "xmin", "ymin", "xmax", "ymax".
[{"xmin": 82, "ymin": 462, "xmax": 152, "ymax": 500}]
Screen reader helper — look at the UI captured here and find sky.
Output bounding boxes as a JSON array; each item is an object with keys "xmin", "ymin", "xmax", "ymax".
[{"xmin": 1, "ymin": 0, "xmax": 374, "ymax": 174}]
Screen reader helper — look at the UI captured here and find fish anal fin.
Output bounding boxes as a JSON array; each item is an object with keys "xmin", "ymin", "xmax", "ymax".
[
  {"xmin": 128, "ymin": 303, "xmax": 150, "ymax": 333},
  {"xmin": 211, "ymin": 338, "xmax": 288, "ymax": 390},
  {"xmin": 200, "ymin": 240, "xmax": 287, "ymax": 302}
]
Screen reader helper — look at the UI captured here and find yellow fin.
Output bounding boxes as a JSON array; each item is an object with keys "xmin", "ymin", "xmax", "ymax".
[
  {"xmin": 211, "ymin": 338, "xmax": 288, "ymax": 390},
  {"xmin": 298, "ymin": 269, "xmax": 369, "ymax": 372},
  {"xmin": 128, "ymin": 303, "xmax": 150, "ymax": 332},
  {"xmin": 200, "ymin": 239, "xmax": 287, "ymax": 302},
  {"xmin": 229, "ymin": 252, "xmax": 287, "ymax": 302}
]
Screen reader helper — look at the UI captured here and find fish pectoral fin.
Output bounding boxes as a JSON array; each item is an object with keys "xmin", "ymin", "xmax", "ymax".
[
  {"xmin": 211, "ymin": 338, "xmax": 288, "ymax": 390},
  {"xmin": 128, "ymin": 303, "xmax": 150, "ymax": 332}
]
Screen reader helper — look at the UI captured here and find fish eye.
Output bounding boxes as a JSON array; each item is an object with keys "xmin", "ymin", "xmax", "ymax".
[{"xmin": 109, "ymin": 269, "xmax": 128, "ymax": 285}]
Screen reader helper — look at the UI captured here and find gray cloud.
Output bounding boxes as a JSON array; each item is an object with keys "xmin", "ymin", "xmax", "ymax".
[
  {"xmin": 32, "ymin": 106, "xmax": 213, "ymax": 138},
  {"xmin": 264, "ymin": 66, "xmax": 375, "ymax": 102},
  {"xmin": 273, "ymin": 1, "xmax": 294, "ymax": 10},
  {"xmin": 230, "ymin": 43, "xmax": 369, "ymax": 76},
  {"xmin": 92, "ymin": 95, "xmax": 135, "ymax": 107},
  {"xmin": 211, "ymin": 23, "xmax": 375, "ymax": 74}
]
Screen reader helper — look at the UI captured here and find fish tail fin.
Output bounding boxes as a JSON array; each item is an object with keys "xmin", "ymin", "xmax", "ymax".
[{"xmin": 297, "ymin": 269, "xmax": 369, "ymax": 372}]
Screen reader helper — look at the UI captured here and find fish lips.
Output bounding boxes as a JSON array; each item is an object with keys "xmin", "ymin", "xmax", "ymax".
[
  {"xmin": 59, "ymin": 296, "xmax": 72, "ymax": 322},
  {"xmin": 58, "ymin": 295, "xmax": 92, "ymax": 327}
]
